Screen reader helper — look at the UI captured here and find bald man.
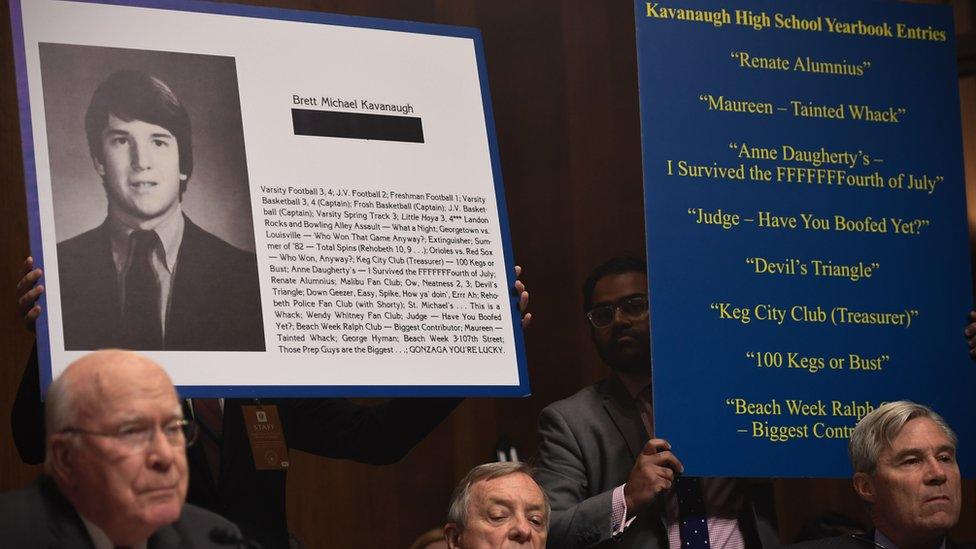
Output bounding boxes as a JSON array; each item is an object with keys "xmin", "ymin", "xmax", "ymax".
[{"xmin": 0, "ymin": 350, "xmax": 242, "ymax": 548}]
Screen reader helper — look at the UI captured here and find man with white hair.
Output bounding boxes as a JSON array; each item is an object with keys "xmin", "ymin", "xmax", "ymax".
[
  {"xmin": 444, "ymin": 462, "xmax": 550, "ymax": 548},
  {"xmin": 0, "ymin": 350, "xmax": 242, "ymax": 548},
  {"xmin": 788, "ymin": 400, "xmax": 963, "ymax": 549}
]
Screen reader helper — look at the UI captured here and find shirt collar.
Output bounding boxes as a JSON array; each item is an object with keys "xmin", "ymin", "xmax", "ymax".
[
  {"xmin": 80, "ymin": 516, "xmax": 148, "ymax": 549},
  {"xmin": 107, "ymin": 206, "xmax": 185, "ymax": 273},
  {"xmin": 874, "ymin": 529, "xmax": 946, "ymax": 549},
  {"xmin": 614, "ymin": 371, "xmax": 652, "ymax": 401}
]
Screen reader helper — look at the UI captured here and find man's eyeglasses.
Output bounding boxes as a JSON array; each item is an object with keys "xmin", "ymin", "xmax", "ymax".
[
  {"xmin": 585, "ymin": 295, "xmax": 648, "ymax": 328},
  {"xmin": 60, "ymin": 419, "xmax": 198, "ymax": 455}
]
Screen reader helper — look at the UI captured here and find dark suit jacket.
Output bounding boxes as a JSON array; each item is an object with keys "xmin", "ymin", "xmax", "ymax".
[
  {"xmin": 784, "ymin": 531, "xmax": 974, "ymax": 549},
  {"xmin": 536, "ymin": 376, "xmax": 778, "ymax": 549},
  {"xmin": 57, "ymin": 215, "xmax": 264, "ymax": 351},
  {"xmin": 13, "ymin": 347, "xmax": 461, "ymax": 549},
  {"xmin": 0, "ymin": 475, "xmax": 243, "ymax": 549}
]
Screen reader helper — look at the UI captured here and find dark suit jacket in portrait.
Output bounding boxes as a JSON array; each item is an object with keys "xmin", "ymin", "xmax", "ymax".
[
  {"xmin": 57, "ymin": 215, "xmax": 265, "ymax": 351},
  {"xmin": 0, "ymin": 475, "xmax": 242, "ymax": 549},
  {"xmin": 13, "ymin": 347, "xmax": 461, "ymax": 549},
  {"xmin": 536, "ymin": 376, "xmax": 778, "ymax": 549}
]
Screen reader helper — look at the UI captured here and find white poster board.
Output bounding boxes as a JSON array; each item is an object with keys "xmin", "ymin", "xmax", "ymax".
[{"xmin": 11, "ymin": 0, "xmax": 528, "ymax": 397}]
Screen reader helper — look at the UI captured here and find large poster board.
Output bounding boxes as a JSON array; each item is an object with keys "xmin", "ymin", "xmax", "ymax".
[
  {"xmin": 11, "ymin": 0, "xmax": 528, "ymax": 397},
  {"xmin": 635, "ymin": 0, "xmax": 974, "ymax": 477}
]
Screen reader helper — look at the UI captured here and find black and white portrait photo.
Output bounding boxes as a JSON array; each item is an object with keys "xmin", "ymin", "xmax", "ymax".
[{"xmin": 39, "ymin": 44, "xmax": 265, "ymax": 351}]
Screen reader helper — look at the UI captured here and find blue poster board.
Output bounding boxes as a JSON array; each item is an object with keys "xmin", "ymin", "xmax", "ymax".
[{"xmin": 635, "ymin": 0, "xmax": 973, "ymax": 477}]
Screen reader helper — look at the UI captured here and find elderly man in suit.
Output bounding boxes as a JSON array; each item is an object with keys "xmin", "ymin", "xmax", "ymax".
[
  {"xmin": 15, "ymin": 261, "xmax": 531, "ymax": 548},
  {"xmin": 0, "ymin": 350, "xmax": 242, "ymax": 547},
  {"xmin": 786, "ymin": 401, "xmax": 963, "ymax": 549},
  {"xmin": 444, "ymin": 461, "xmax": 550, "ymax": 549},
  {"xmin": 535, "ymin": 256, "xmax": 777, "ymax": 548}
]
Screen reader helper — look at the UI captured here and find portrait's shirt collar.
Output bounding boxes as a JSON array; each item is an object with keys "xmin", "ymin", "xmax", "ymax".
[
  {"xmin": 79, "ymin": 515, "xmax": 148, "ymax": 549},
  {"xmin": 107, "ymin": 206, "xmax": 185, "ymax": 336},
  {"xmin": 108, "ymin": 205, "xmax": 185, "ymax": 274}
]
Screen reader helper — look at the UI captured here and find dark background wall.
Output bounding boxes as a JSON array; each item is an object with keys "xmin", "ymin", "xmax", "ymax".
[{"xmin": 1, "ymin": 1, "xmax": 973, "ymax": 547}]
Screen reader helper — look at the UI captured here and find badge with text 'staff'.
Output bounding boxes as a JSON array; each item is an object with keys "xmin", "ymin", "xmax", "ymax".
[{"xmin": 242, "ymin": 405, "xmax": 289, "ymax": 470}]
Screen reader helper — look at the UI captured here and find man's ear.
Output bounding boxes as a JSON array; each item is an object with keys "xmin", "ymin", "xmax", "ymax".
[
  {"xmin": 852, "ymin": 472, "xmax": 876, "ymax": 503},
  {"xmin": 93, "ymin": 156, "xmax": 106, "ymax": 177},
  {"xmin": 49, "ymin": 436, "xmax": 77, "ymax": 489},
  {"xmin": 443, "ymin": 524, "xmax": 461, "ymax": 549}
]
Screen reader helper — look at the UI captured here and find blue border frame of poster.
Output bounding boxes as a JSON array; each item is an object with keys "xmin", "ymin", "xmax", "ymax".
[
  {"xmin": 9, "ymin": 0, "xmax": 530, "ymax": 399},
  {"xmin": 634, "ymin": 0, "xmax": 974, "ymax": 478}
]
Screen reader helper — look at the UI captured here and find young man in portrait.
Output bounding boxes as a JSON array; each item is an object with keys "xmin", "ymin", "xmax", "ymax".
[{"xmin": 57, "ymin": 69, "xmax": 263, "ymax": 351}]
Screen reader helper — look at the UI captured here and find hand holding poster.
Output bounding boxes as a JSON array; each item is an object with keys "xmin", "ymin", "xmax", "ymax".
[
  {"xmin": 11, "ymin": 0, "xmax": 528, "ymax": 396},
  {"xmin": 634, "ymin": 0, "xmax": 973, "ymax": 477}
]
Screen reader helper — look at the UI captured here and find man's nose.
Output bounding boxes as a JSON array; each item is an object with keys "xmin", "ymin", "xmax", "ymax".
[
  {"xmin": 146, "ymin": 428, "xmax": 177, "ymax": 469},
  {"xmin": 129, "ymin": 139, "xmax": 151, "ymax": 171},
  {"xmin": 922, "ymin": 456, "xmax": 948, "ymax": 485},
  {"xmin": 508, "ymin": 516, "xmax": 533, "ymax": 542},
  {"xmin": 611, "ymin": 305, "xmax": 631, "ymax": 327}
]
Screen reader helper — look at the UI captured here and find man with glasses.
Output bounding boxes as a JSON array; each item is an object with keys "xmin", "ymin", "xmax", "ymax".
[
  {"xmin": 535, "ymin": 256, "xmax": 777, "ymax": 548},
  {"xmin": 0, "ymin": 349, "xmax": 242, "ymax": 547},
  {"xmin": 13, "ymin": 259, "xmax": 530, "ymax": 548}
]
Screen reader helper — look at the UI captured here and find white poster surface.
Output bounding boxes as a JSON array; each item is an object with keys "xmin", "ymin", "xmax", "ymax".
[{"xmin": 12, "ymin": 0, "xmax": 527, "ymax": 396}]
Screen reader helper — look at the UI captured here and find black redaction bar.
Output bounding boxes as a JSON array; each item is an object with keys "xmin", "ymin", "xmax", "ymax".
[{"xmin": 291, "ymin": 108, "xmax": 424, "ymax": 143}]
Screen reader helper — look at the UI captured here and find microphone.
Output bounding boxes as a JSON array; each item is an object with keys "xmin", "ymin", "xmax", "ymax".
[{"xmin": 209, "ymin": 526, "xmax": 262, "ymax": 548}]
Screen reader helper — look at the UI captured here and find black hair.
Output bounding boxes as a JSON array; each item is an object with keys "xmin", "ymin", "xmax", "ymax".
[
  {"xmin": 581, "ymin": 255, "xmax": 647, "ymax": 314},
  {"xmin": 85, "ymin": 70, "xmax": 193, "ymax": 193}
]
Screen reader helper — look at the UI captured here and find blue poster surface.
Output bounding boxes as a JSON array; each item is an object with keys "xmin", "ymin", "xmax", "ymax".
[
  {"xmin": 11, "ymin": 0, "xmax": 528, "ymax": 398},
  {"xmin": 635, "ymin": 0, "xmax": 973, "ymax": 477}
]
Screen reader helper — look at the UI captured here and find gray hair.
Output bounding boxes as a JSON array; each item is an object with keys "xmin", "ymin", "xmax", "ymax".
[
  {"xmin": 848, "ymin": 400, "xmax": 957, "ymax": 474},
  {"xmin": 446, "ymin": 462, "xmax": 550, "ymax": 529},
  {"xmin": 43, "ymin": 370, "xmax": 79, "ymax": 472}
]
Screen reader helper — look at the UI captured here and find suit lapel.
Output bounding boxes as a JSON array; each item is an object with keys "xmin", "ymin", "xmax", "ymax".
[
  {"xmin": 37, "ymin": 476, "xmax": 97, "ymax": 549},
  {"xmin": 736, "ymin": 492, "xmax": 763, "ymax": 549},
  {"xmin": 77, "ymin": 222, "xmax": 122, "ymax": 347},
  {"xmin": 599, "ymin": 377, "xmax": 671, "ymax": 540},
  {"xmin": 600, "ymin": 376, "xmax": 648, "ymax": 461},
  {"xmin": 91, "ymin": 221, "xmax": 121, "ymax": 317},
  {"xmin": 166, "ymin": 216, "xmax": 200, "ymax": 347}
]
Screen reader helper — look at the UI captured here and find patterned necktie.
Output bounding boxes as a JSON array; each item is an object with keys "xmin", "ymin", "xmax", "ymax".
[
  {"xmin": 677, "ymin": 476, "xmax": 711, "ymax": 549},
  {"xmin": 121, "ymin": 230, "xmax": 163, "ymax": 349}
]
